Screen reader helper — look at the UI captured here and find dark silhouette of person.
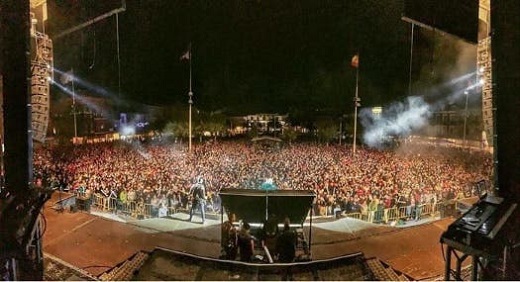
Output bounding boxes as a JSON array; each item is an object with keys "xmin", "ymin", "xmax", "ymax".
[
  {"xmin": 276, "ymin": 218, "xmax": 297, "ymax": 263},
  {"xmin": 188, "ymin": 176, "xmax": 206, "ymax": 223},
  {"xmin": 221, "ymin": 213, "xmax": 238, "ymax": 260},
  {"xmin": 259, "ymin": 214, "xmax": 279, "ymax": 254},
  {"xmin": 238, "ymin": 221, "xmax": 255, "ymax": 262}
]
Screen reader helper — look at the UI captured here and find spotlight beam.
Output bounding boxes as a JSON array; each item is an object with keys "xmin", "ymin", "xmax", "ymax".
[
  {"xmin": 53, "ymin": 67, "xmax": 124, "ymax": 105},
  {"xmin": 50, "ymin": 79, "xmax": 112, "ymax": 118}
]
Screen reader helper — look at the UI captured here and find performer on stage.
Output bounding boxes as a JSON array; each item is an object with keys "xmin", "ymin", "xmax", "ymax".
[{"xmin": 189, "ymin": 176, "xmax": 206, "ymax": 224}]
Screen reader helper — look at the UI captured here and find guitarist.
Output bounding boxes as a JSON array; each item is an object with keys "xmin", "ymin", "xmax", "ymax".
[{"xmin": 188, "ymin": 176, "xmax": 207, "ymax": 224}]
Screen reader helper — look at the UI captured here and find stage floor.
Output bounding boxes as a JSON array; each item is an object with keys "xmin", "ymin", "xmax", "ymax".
[{"xmin": 42, "ymin": 192, "xmax": 453, "ymax": 280}]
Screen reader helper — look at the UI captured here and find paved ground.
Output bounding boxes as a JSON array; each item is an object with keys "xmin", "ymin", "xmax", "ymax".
[{"xmin": 42, "ymin": 192, "xmax": 454, "ymax": 280}]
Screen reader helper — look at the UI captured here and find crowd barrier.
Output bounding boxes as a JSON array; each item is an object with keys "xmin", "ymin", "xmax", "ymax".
[
  {"xmin": 79, "ymin": 193, "xmax": 220, "ymax": 220},
  {"xmin": 336, "ymin": 202, "xmax": 444, "ymax": 224},
  {"xmin": 75, "ymin": 191, "xmax": 469, "ymax": 228}
]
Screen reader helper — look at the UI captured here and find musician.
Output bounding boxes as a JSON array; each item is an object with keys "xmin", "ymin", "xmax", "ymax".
[
  {"xmin": 188, "ymin": 176, "xmax": 206, "ymax": 224},
  {"xmin": 238, "ymin": 221, "xmax": 254, "ymax": 262},
  {"xmin": 276, "ymin": 217, "xmax": 297, "ymax": 280},
  {"xmin": 276, "ymin": 217, "xmax": 297, "ymax": 263},
  {"xmin": 259, "ymin": 213, "xmax": 279, "ymax": 252},
  {"xmin": 221, "ymin": 213, "xmax": 238, "ymax": 260}
]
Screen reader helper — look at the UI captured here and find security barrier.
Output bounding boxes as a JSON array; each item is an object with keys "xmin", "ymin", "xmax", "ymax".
[
  {"xmin": 78, "ymin": 191, "xmax": 470, "ymax": 228},
  {"xmin": 83, "ymin": 192, "xmax": 215, "ymax": 219},
  {"xmin": 344, "ymin": 212, "xmax": 362, "ymax": 220}
]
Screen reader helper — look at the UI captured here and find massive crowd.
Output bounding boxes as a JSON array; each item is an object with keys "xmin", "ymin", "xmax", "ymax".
[{"xmin": 32, "ymin": 139, "xmax": 493, "ymax": 217}]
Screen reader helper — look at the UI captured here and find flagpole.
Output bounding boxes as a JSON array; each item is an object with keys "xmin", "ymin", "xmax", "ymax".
[
  {"xmin": 352, "ymin": 65, "xmax": 359, "ymax": 155},
  {"xmin": 339, "ymin": 117, "xmax": 342, "ymax": 146},
  {"xmin": 72, "ymin": 68, "xmax": 77, "ymax": 138},
  {"xmin": 188, "ymin": 44, "xmax": 193, "ymax": 153},
  {"xmin": 408, "ymin": 23, "xmax": 414, "ymax": 96}
]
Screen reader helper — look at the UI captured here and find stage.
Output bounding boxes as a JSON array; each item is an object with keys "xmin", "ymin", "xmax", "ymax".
[{"xmin": 42, "ymin": 192, "xmax": 453, "ymax": 280}]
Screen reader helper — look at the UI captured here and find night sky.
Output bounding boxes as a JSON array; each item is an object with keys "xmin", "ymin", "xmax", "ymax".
[{"xmin": 47, "ymin": 0, "xmax": 476, "ymax": 116}]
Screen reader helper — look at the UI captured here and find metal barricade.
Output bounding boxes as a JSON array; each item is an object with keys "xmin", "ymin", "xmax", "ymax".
[
  {"xmin": 91, "ymin": 194, "xmax": 105, "ymax": 210},
  {"xmin": 420, "ymin": 203, "xmax": 430, "ymax": 218},
  {"xmin": 134, "ymin": 202, "xmax": 145, "ymax": 219},
  {"xmin": 397, "ymin": 206, "xmax": 408, "ymax": 219},
  {"xmin": 421, "ymin": 203, "xmax": 436, "ymax": 218},
  {"xmin": 385, "ymin": 207, "xmax": 399, "ymax": 222},
  {"xmin": 344, "ymin": 212, "xmax": 362, "ymax": 220},
  {"xmin": 373, "ymin": 209, "xmax": 385, "ymax": 223},
  {"xmin": 119, "ymin": 201, "xmax": 137, "ymax": 216},
  {"xmin": 367, "ymin": 210, "xmax": 375, "ymax": 223},
  {"xmin": 413, "ymin": 204, "xmax": 424, "ymax": 220},
  {"xmin": 433, "ymin": 202, "xmax": 442, "ymax": 217},
  {"xmin": 143, "ymin": 204, "xmax": 154, "ymax": 218},
  {"xmin": 108, "ymin": 198, "xmax": 118, "ymax": 212}
]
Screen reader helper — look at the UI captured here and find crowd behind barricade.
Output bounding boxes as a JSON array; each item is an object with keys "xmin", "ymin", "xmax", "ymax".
[{"xmin": 32, "ymin": 139, "xmax": 493, "ymax": 224}]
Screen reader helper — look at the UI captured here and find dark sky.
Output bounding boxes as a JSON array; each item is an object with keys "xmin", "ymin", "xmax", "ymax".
[{"xmin": 47, "ymin": 0, "xmax": 476, "ymax": 116}]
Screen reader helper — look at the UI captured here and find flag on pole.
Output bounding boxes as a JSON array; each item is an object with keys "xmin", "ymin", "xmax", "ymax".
[
  {"xmin": 180, "ymin": 47, "xmax": 191, "ymax": 61},
  {"xmin": 351, "ymin": 54, "xmax": 359, "ymax": 68},
  {"xmin": 60, "ymin": 69, "xmax": 73, "ymax": 84}
]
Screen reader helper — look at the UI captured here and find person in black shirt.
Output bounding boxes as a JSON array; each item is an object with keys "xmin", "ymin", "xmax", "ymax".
[
  {"xmin": 238, "ymin": 221, "xmax": 254, "ymax": 262},
  {"xmin": 276, "ymin": 218, "xmax": 297, "ymax": 263},
  {"xmin": 188, "ymin": 176, "xmax": 206, "ymax": 223},
  {"xmin": 259, "ymin": 214, "xmax": 279, "ymax": 254}
]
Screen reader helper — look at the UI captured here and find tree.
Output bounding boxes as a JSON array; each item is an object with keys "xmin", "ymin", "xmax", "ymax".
[
  {"xmin": 315, "ymin": 119, "xmax": 338, "ymax": 145},
  {"xmin": 193, "ymin": 110, "xmax": 227, "ymax": 141},
  {"xmin": 247, "ymin": 124, "xmax": 259, "ymax": 139},
  {"xmin": 281, "ymin": 127, "xmax": 299, "ymax": 145},
  {"xmin": 206, "ymin": 121, "xmax": 226, "ymax": 141},
  {"xmin": 164, "ymin": 121, "xmax": 189, "ymax": 141}
]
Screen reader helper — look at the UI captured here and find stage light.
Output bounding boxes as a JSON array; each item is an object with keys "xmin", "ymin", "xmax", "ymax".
[
  {"xmin": 372, "ymin": 107, "xmax": 383, "ymax": 114},
  {"xmin": 121, "ymin": 125, "xmax": 136, "ymax": 136},
  {"xmin": 479, "ymin": 66, "xmax": 485, "ymax": 74},
  {"xmin": 479, "ymin": 78, "xmax": 485, "ymax": 85},
  {"xmin": 50, "ymin": 78, "xmax": 110, "ymax": 118}
]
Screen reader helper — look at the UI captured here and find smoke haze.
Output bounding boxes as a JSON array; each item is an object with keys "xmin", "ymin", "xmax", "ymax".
[{"xmin": 360, "ymin": 96, "xmax": 431, "ymax": 148}]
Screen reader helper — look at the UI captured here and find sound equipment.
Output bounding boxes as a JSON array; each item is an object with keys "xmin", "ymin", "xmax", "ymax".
[
  {"xmin": 30, "ymin": 33, "xmax": 52, "ymax": 143},
  {"xmin": 442, "ymin": 194, "xmax": 516, "ymax": 247},
  {"xmin": 441, "ymin": 194, "xmax": 517, "ymax": 280}
]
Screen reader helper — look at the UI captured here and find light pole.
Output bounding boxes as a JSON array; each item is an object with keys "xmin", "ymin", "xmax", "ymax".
[
  {"xmin": 188, "ymin": 86, "xmax": 192, "ymax": 153},
  {"xmin": 352, "ymin": 65, "xmax": 360, "ymax": 155},
  {"xmin": 72, "ymin": 68, "xmax": 77, "ymax": 138},
  {"xmin": 338, "ymin": 116, "xmax": 343, "ymax": 146},
  {"xmin": 463, "ymin": 90, "xmax": 469, "ymax": 147},
  {"xmin": 181, "ymin": 44, "xmax": 193, "ymax": 152}
]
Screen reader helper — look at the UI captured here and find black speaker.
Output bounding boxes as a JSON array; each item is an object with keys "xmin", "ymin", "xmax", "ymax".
[{"xmin": 492, "ymin": 0, "xmax": 520, "ymax": 201}]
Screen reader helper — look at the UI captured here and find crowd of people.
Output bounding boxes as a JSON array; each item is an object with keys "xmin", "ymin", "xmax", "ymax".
[{"xmin": 32, "ymin": 138, "xmax": 493, "ymax": 218}]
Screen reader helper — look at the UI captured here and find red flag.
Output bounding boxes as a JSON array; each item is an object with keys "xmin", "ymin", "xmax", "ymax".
[{"xmin": 351, "ymin": 55, "xmax": 359, "ymax": 68}]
